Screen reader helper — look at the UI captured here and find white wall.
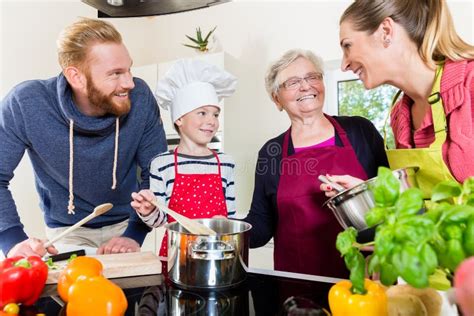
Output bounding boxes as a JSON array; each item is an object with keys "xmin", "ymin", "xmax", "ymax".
[{"xmin": 1, "ymin": 0, "xmax": 473, "ymax": 240}]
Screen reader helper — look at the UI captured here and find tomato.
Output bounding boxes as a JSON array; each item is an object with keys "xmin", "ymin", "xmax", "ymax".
[
  {"xmin": 57, "ymin": 256, "xmax": 103, "ymax": 302},
  {"xmin": 3, "ymin": 303, "xmax": 19, "ymax": 315}
]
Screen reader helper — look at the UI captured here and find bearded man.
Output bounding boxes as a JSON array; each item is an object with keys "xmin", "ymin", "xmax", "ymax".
[{"xmin": 0, "ymin": 18, "xmax": 167, "ymax": 258}]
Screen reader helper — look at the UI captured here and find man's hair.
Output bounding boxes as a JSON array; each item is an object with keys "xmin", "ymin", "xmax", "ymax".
[{"xmin": 57, "ymin": 17, "xmax": 122, "ymax": 70}]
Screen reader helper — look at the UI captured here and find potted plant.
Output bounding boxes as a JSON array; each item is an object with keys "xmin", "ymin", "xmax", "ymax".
[
  {"xmin": 329, "ymin": 167, "xmax": 474, "ymax": 315},
  {"xmin": 183, "ymin": 26, "xmax": 217, "ymax": 53}
]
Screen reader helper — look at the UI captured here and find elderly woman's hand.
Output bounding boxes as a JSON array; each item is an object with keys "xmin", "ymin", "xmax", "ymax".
[{"xmin": 320, "ymin": 174, "xmax": 364, "ymax": 197}]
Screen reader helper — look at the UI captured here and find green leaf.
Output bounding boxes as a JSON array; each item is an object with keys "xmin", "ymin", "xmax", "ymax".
[
  {"xmin": 372, "ymin": 167, "xmax": 400, "ymax": 207},
  {"xmin": 431, "ymin": 181, "xmax": 462, "ymax": 202},
  {"xmin": 183, "ymin": 44, "xmax": 202, "ymax": 49},
  {"xmin": 423, "ymin": 206, "xmax": 443, "ymax": 223},
  {"xmin": 196, "ymin": 27, "xmax": 203, "ymax": 42},
  {"xmin": 345, "ymin": 250, "xmax": 366, "ymax": 294},
  {"xmin": 420, "ymin": 243, "xmax": 438, "ymax": 275},
  {"xmin": 391, "ymin": 245, "xmax": 404, "ymax": 275},
  {"xmin": 399, "ymin": 244, "xmax": 429, "ymax": 288},
  {"xmin": 394, "ymin": 217, "xmax": 435, "ymax": 243},
  {"xmin": 336, "ymin": 227, "xmax": 357, "ymax": 256},
  {"xmin": 394, "ymin": 188, "xmax": 424, "ymax": 217},
  {"xmin": 428, "ymin": 268, "xmax": 451, "ymax": 290},
  {"xmin": 185, "ymin": 34, "xmax": 201, "ymax": 45},
  {"xmin": 466, "ymin": 194, "xmax": 474, "ymax": 206},
  {"xmin": 374, "ymin": 227, "xmax": 394, "ymax": 258},
  {"xmin": 441, "ymin": 223, "xmax": 463, "ymax": 240},
  {"xmin": 444, "ymin": 239, "xmax": 466, "ymax": 272},
  {"xmin": 380, "ymin": 262, "xmax": 398, "ymax": 286},
  {"xmin": 367, "ymin": 254, "xmax": 380, "ymax": 275},
  {"xmin": 463, "ymin": 216, "xmax": 474, "ymax": 256},
  {"xmin": 364, "ymin": 206, "xmax": 385, "ymax": 227},
  {"xmin": 442, "ymin": 205, "xmax": 474, "ymax": 223},
  {"xmin": 463, "ymin": 178, "xmax": 474, "ymax": 195},
  {"xmin": 395, "ymin": 225, "xmax": 431, "ymax": 244},
  {"xmin": 203, "ymin": 26, "xmax": 217, "ymax": 42}
]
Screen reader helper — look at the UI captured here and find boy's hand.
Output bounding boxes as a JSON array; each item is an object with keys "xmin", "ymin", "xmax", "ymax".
[{"xmin": 130, "ymin": 190, "xmax": 156, "ymax": 216}]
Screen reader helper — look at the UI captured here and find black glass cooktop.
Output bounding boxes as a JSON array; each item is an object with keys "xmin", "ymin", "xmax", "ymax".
[{"xmin": 35, "ymin": 270, "xmax": 336, "ymax": 315}]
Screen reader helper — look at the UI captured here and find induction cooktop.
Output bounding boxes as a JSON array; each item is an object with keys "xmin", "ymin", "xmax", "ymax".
[{"xmin": 35, "ymin": 269, "xmax": 336, "ymax": 315}]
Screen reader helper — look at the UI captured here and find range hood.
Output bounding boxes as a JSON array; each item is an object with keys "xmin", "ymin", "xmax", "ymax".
[{"xmin": 81, "ymin": 0, "xmax": 231, "ymax": 18}]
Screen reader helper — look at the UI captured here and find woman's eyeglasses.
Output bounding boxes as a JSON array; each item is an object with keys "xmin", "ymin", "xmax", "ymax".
[{"xmin": 280, "ymin": 73, "xmax": 323, "ymax": 90}]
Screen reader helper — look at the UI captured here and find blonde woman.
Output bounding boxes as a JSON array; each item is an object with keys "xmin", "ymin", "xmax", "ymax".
[{"xmin": 325, "ymin": 0, "xmax": 474, "ymax": 197}]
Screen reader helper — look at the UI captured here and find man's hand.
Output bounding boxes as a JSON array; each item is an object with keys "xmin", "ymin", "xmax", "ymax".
[
  {"xmin": 7, "ymin": 238, "xmax": 58, "ymax": 258},
  {"xmin": 97, "ymin": 236, "xmax": 140, "ymax": 254}
]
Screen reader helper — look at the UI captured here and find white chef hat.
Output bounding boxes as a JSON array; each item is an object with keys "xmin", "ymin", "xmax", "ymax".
[{"xmin": 155, "ymin": 58, "xmax": 237, "ymax": 123}]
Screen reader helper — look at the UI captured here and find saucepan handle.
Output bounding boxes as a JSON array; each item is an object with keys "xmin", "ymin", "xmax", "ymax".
[
  {"xmin": 318, "ymin": 175, "xmax": 346, "ymax": 192},
  {"xmin": 190, "ymin": 239, "xmax": 235, "ymax": 260}
]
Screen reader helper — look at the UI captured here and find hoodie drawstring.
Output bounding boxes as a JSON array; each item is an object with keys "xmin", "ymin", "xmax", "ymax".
[
  {"xmin": 111, "ymin": 117, "xmax": 119, "ymax": 189},
  {"xmin": 68, "ymin": 119, "xmax": 75, "ymax": 215},
  {"xmin": 67, "ymin": 117, "xmax": 119, "ymax": 215}
]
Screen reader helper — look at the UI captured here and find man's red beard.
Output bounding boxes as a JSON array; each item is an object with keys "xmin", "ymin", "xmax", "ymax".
[{"xmin": 86, "ymin": 73, "xmax": 131, "ymax": 116}]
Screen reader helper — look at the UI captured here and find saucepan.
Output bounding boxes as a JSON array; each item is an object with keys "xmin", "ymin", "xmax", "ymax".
[
  {"xmin": 165, "ymin": 218, "xmax": 252, "ymax": 289},
  {"xmin": 323, "ymin": 167, "xmax": 419, "ymax": 231}
]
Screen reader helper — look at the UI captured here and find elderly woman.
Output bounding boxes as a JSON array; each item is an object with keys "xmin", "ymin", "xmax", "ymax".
[{"xmin": 243, "ymin": 49, "xmax": 388, "ymax": 277}]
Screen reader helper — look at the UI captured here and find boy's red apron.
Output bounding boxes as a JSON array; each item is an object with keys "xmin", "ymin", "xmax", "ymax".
[
  {"xmin": 159, "ymin": 148, "xmax": 228, "ymax": 272},
  {"xmin": 275, "ymin": 115, "xmax": 368, "ymax": 278}
]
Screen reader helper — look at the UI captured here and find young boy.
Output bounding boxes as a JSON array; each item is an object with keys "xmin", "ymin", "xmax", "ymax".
[{"xmin": 130, "ymin": 59, "xmax": 237, "ymax": 260}]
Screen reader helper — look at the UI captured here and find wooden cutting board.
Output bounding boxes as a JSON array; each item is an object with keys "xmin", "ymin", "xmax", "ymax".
[{"xmin": 46, "ymin": 251, "xmax": 162, "ymax": 284}]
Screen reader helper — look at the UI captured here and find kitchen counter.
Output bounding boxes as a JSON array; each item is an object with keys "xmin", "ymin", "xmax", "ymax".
[{"xmin": 35, "ymin": 268, "xmax": 341, "ymax": 315}]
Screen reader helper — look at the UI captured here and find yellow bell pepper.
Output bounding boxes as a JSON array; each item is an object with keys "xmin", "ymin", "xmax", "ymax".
[{"xmin": 328, "ymin": 279, "xmax": 388, "ymax": 316}]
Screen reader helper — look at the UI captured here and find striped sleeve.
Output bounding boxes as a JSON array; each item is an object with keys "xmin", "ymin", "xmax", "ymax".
[
  {"xmin": 219, "ymin": 153, "xmax": 236, "ymax": 218},
  {"xmin": 140, "ymin": 151, "xmax": 174, "ymax": 228}
]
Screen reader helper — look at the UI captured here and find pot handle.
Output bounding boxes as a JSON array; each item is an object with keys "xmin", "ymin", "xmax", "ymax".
[{"xmin": 190, "ymin": 240, "xmax": 235, "ymax": 260}]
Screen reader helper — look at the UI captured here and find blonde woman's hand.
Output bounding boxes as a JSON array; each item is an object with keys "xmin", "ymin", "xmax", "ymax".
[{"xmin": 320, "ymin": 174, "xmax": 364, "ymax": 197}]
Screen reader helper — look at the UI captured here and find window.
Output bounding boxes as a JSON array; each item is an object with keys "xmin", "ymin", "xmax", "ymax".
[{"xmin": 324, "ymin": 61, "xmax": 397, "ymax": 147}]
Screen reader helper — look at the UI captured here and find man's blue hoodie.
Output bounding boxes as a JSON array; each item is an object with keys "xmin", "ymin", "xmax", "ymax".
[{"xmin": 0, "ymin": 73, "xmax": 167, "ymax": 255}]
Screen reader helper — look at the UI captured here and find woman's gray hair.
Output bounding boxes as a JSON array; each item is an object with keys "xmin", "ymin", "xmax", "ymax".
[{"xmin": 265, "ymin": 49, "xmax": 324, "ymax": 98}]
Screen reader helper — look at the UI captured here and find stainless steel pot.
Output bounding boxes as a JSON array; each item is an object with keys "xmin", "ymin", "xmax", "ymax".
[
  {"xmin": 323, "ymin": 167, "xmax": 419, "ymax": 231},
  {"xmin": 165, "ymin": 218, "xmax": 252, "ymax": 289}
]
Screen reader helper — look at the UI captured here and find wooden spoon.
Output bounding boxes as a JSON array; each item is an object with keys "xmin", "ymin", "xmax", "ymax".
[
  {"xmin": 148, "ymin": 199, "xmax": 217, "ymax": 236},
  {"xmin": 43, "ymin": 203, "xmax": 114, "ymax": 248}
]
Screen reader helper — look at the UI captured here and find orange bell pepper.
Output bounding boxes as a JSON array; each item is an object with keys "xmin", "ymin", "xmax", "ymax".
[
  {"xmin": 328, "ymin": 279, "xmax": 388, "ymax": 316},
  {"xmin": 66, "ymin": 276, "xmax": 127, "ymax": 316},
  {"xmin": 57, "ymin": 256, "xmax": 103, "ymax": 302}
]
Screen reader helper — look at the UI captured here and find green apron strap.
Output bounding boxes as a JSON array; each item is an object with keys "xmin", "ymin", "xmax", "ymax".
[
  {"xmin": 382, "ymin": 64, "xmax": 447, "ymax": 150},
  {"xmin": 428, "ymin": 64, "xmax": 448, "ymax": 149}
]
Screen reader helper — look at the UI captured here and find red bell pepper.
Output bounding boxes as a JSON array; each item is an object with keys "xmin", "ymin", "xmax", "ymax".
[{"xmin": 0, "ymin": 256, "xmax": 48, "ymax": 307}]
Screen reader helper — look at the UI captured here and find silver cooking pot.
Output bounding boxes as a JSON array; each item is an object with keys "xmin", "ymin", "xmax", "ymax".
[
  {"xmin": 323, "ymin": 167, "xmax": 419, "ymax": 231},
  {"xmin": 165, "ymin": 218, "xmax": 252, "ymax": 289}
]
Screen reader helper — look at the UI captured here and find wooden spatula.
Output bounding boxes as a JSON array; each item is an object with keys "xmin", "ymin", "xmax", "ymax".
[
  {"xmin": 43, "ymin": 203, "xmax": 114, "ymax": 248},
  {"xmin": 148, "ymin": 200, "xmax": 217, "ymax": 236}
]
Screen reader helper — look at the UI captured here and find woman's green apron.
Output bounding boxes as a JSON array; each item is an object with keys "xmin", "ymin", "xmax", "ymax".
[{"xmin": 384, "ymin": 63, "xmax": 457, "ymax": 198}]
